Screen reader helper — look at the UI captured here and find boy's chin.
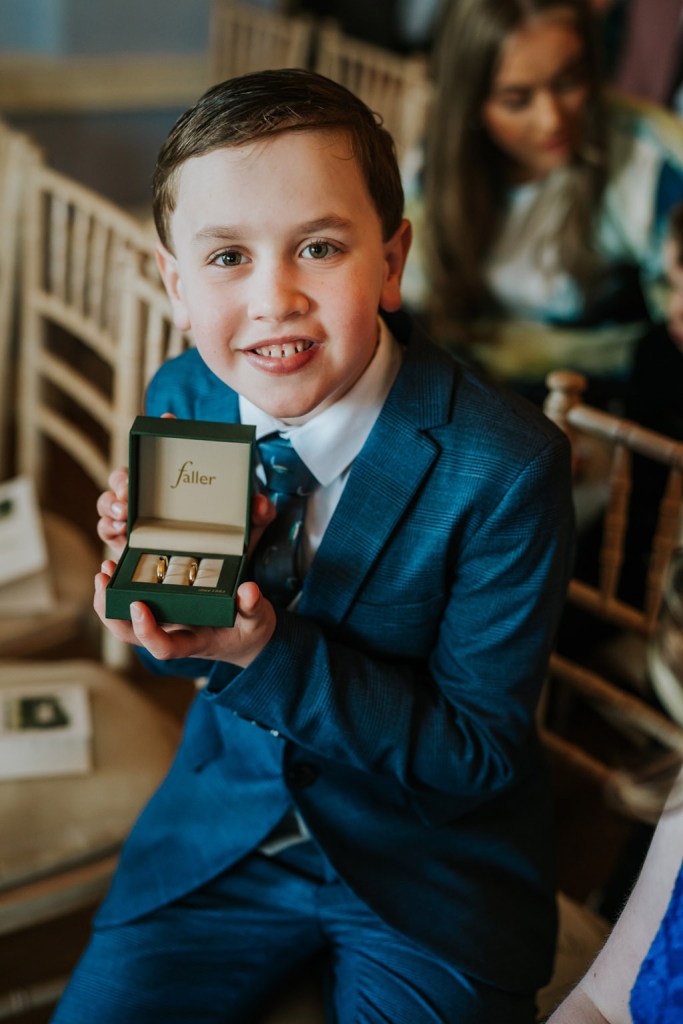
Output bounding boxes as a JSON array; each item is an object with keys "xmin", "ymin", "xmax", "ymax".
[
  {"xmin": 239, "ymin": 386, "xmax": 323, "ymax": 424},
  {"xmin": 255, "ymin": 400, "xmax": 326, "ymax": 426}
]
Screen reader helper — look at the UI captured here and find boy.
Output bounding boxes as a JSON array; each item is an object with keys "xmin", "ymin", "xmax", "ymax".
[{"xmin": 54, "ymin": 69, "xmax": 574, "ymax": 1023}]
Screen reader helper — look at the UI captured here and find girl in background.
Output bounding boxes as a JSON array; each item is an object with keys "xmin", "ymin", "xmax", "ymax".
[{"xmin": 406, "ymin": 0, "xmax": 683, "ymax": 406}]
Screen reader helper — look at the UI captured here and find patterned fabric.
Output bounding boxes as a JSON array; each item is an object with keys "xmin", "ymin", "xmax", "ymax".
[
  {"xmin": 252, "ymin": 434, "xmax": 318, "ymax": 607},
  {"xmin": 630, "ymin": 859, "xmax": 683, "ymax": 1022}
]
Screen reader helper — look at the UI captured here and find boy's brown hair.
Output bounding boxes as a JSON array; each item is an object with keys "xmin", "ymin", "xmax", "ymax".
[{"xmin": 152, "ymin": 68, "xmax": 404, "ymax": 250}]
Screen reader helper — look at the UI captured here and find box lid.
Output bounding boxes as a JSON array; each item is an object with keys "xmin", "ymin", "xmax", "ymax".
[{"xmin": 128, "ymin": 416, "xmax": 254, "ymax": 557}]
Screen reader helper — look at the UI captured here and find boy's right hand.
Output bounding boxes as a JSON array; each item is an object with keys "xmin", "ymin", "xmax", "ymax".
[{"xmin": 96, "ymin": 466, "xmax": 129, "ymax": 557}]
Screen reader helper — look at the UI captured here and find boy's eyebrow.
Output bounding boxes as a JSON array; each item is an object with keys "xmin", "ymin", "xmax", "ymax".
[
  {"xmin": 193, "ymin": 215, "xmax": 354, "ymax": 243},
  {"xmin": 298, "ymin": 216, "xmax": 354, "ymax": 234}
]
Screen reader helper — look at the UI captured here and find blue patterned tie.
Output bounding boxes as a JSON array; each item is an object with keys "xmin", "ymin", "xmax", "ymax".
[{"xmin": 252, "ymin": 434, "xmax": 319, "ymax": 607}]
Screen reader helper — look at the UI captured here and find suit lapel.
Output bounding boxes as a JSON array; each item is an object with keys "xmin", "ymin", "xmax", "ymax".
[{"xmin": 299, "ymin": 325, "xmax": 457, "ymax": 624}]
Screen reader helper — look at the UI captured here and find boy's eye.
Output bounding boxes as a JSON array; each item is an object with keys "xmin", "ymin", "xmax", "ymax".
[
  {"xmin": 301, "ymin": 241, "xmax": 338, "ymax": 260},
  {"xmin": 212, "ymin": 250, "xmax": 245, "ymax": 267}
]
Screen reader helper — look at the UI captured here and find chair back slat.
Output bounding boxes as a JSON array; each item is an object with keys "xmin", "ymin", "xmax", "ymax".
[
  {"xmin": 548, "ymin": 652, "xmax": 683, "ymax": 756},
  {"xmin": 17, "ymin": 162, "xmax": 157, "ymax": 509},
  {"xmin": 39, "ymin": 404, "xmax": 110, "ymax": 493},
  {"xmin": 0, "ymin": 121, "xmax": 41, "ymax": 479},
  {"xmin": 210, "ymin": 0, "xmax": 314, "ymax": 81},
  {"xmin": 114, "ymin": 256, "xmax": 194, "ymax": 469},
  {"xmin": 545, "ymin": 370, "xmax": 683, "ymax": 635},
  {"xmin": 314, "ymin": 21, "xmax": 433, "ymax": 166},
  {"xmin": 541, "ymin": 369, "xmax": 683, "ymax": 820},
  {"xmin": 600, "ymin": 444, "xmax": 631, "ymax": 608}
]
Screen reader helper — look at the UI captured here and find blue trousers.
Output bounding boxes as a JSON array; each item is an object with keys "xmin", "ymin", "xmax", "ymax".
[{"xmin": 51, "ymin": 841, "xmax": 537, "ymax": 1024}]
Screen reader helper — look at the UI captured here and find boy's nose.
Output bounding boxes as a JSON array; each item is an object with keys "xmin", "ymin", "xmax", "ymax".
[{"xmin": 248, "ymin": 266, "xmax": 310, "ymax": 322}]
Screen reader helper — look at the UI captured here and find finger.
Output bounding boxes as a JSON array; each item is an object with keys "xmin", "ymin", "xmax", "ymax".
[
  {"xmin": 235, "ymin": 580, "xmax": 263, "ymax": 617},
  {"xmin": 108, "ymin": 467, "xmax": 129, "ymax": 501},
  {"xmin": 129, "ymin": 602, "xmax": 198, "ymax": 660},
  {"xmin": 96, "ymin": 503, "xmax": 127, "ymax": 531},
  {"xmin": 97, "ymin": 520, "xmax": 127, "ymax": 555},
  {"xmin": 228, "ymin": 582, "xmax": 277, "ymax": 667},
  {"xmin": 110, "ymin": 498, "xmax": 128, "ymax": 524},
  {"xmin": 161, "ymin": 412, "xmax": 177, "ymax": 419},
  {"xmin": 93, "ymin": 571, "xmax": 140, "ymax": 645},
  {"xmin": 96, "ymin": 489, "xmax": 117, "ymax": 519},
  {"xmin": 247, "ymin": 494, "xmax": 276, "ymax": 557},
  {"xmin": 252, "ymin": 492, "xmax": 276, "ymax": 526}
]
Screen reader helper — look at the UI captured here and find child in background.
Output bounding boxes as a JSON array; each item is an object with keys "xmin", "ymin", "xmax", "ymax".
[{"xmin": 53, "ymin": 69, "xmax": 574, "ymax": 1024}]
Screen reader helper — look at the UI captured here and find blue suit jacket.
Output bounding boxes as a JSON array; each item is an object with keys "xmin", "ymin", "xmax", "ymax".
[{"xmin": 98, "ymin": 314, "xmax": 574, "ymax": 993}]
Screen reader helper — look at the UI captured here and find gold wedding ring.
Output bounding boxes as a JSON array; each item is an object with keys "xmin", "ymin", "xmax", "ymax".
[
  {"xmin": 189, "ymin": 560, "xmax": 198, "ymax": 584},
  {"xmin": 156, "ymin": 555, "xmax": 169, "ymax": 582}
]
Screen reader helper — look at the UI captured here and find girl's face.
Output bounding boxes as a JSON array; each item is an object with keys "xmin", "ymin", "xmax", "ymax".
[{"xmin": 482, "ymin": 9, "xmax": 590, "ymax": 182}]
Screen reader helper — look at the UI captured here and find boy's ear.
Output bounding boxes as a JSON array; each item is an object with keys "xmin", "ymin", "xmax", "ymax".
[
  {"xmin": 380, "ymin": 218, "xmax": 412, "ymax": 313},
  {"xmin": 155, "ymin": 242, "xmax": 192, "ymax": 332}
]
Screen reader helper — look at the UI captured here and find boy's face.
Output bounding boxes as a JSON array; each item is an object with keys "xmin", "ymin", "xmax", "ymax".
[
  {"xmin": 665, "ymin": 238, "xmax": 683, "ymax": 351},
  {"xmin": 157, "ymin": 130, "xmax": 411, "ymax": 422}
]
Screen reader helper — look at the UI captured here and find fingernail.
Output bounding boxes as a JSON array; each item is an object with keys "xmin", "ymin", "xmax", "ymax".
[
  {"xmin": 113, "ymin": 521, "xmax": 125, "ymax": 531},
  {"xmin": 112, "ymin": 502, "xmax": 123, "ymax": 517},
  {"xmin": 130, "ymin": 603, "xmax": 143, "ymax": 621}
]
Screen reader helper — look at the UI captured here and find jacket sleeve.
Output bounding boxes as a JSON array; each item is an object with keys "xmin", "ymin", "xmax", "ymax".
[{"xmin": 203, "ymin": 431, "xmax": 574, "ymax": 807}]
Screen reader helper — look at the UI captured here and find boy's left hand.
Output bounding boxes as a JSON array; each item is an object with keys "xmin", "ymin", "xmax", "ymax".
[
  {"xmin": 93, "ymin": 569, "xmax": 276, "ymax": 668},
  {"xmin": 93, "ymin": 491, "xmax": 278, "ymax": 668}
]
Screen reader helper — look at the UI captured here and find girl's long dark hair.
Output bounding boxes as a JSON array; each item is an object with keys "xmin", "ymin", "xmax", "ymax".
[{"xmin": 424, "ymin": 0, "xmax": 608, "ymax": 342}]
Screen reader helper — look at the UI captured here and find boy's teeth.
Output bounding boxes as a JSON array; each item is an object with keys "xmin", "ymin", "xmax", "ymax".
[{"xmin": 255, "ymin": 340, "xmax": 310, "ymax": 357}]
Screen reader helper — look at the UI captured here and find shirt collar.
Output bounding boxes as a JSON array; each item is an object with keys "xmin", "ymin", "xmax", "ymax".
[{"xmin": 239, "ymin": 317, "xmax": 403, "ymax": 487}]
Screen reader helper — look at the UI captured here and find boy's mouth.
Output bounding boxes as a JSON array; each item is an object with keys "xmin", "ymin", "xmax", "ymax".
[{"xmin": 251, "ymin": 339, "xmax": 315, "ymax": 359}]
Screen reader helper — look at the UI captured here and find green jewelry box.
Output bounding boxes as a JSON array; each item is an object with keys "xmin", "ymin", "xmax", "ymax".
[{"xmin": 105, "ymin": 415, "xmax": 255, "ymax": 628}]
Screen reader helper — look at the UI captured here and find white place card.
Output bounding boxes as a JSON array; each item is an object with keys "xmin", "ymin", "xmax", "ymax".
[
  {"xmin": 0, "ymin": 476, "xmax": 49, "ymax": 587},
  {"xmin": 0, "ymin": 680, "xmax": 92, "ymax": 779}
]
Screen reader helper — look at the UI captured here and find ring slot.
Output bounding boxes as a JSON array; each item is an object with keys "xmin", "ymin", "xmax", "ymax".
[
  {"xmin": 132, "ymin": 553, "xmax": 162, "ymax": 584},
  {"xmin": 162, "ymin": 555, "xmax": 193, "ymax": 586},
  {"xmin": 193, "ymin": 558, "xmax": 222, "ymax": 588}
]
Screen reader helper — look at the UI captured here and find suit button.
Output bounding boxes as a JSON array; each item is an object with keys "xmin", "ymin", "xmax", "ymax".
[{"xmin": 286, "ymin": 763, "xmax": 318, "ymax": 788}]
